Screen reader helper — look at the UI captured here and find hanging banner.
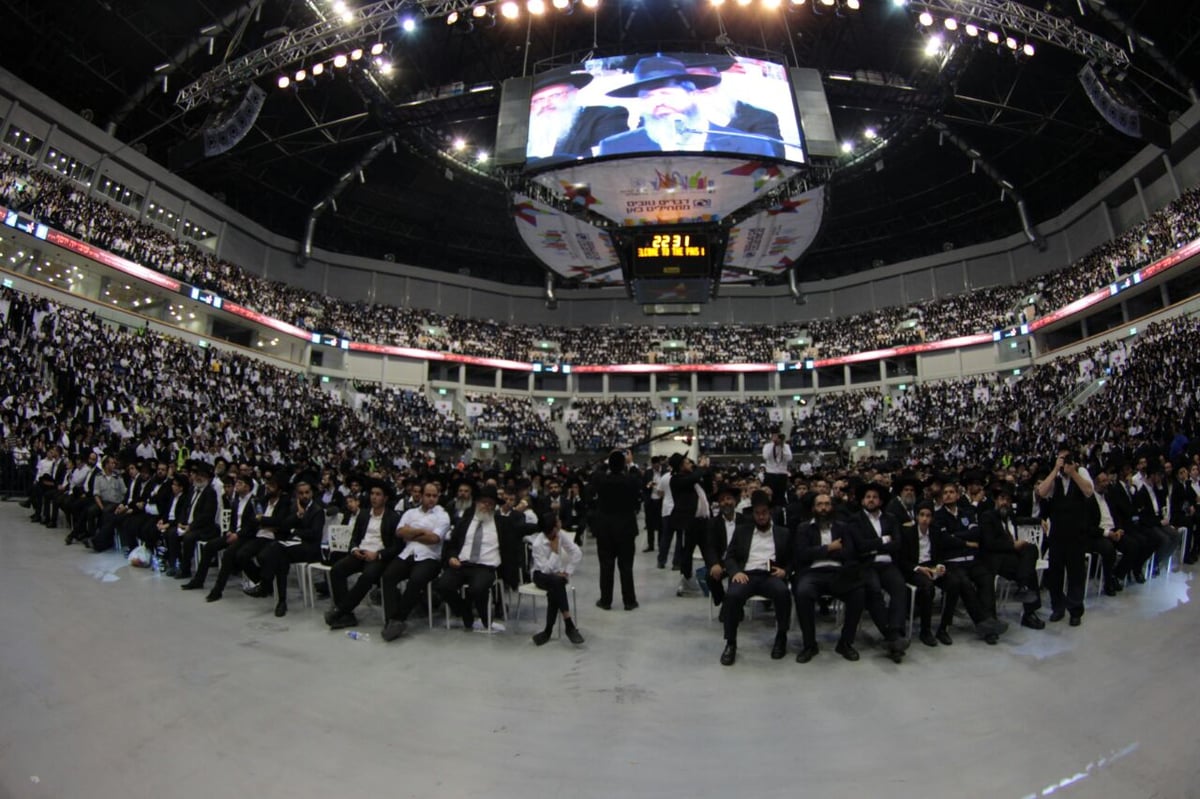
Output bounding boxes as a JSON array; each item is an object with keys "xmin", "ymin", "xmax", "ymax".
[
  {"xmin": 511, "ymin": 194, "xmax": 622, "ymax": 285},
  {"xmin": 722, "ymin": 185, "xmax": 825, "ymax": 281}
]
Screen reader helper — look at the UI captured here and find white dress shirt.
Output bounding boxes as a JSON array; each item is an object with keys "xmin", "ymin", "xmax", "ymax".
[
  {"xmin": 528, "ymin": 531, "xmax": 582, "ymax": 576},
  {"xmin": 745, "ymin": 527, "xmax": 777, "ymax": 572},
  {"xmin": 398, "ymin": 504, "xmax": 451, "ymax": 561},
  {"xmin": 459, "ymin": 512, "xmax": 501, "ymax": 567}
]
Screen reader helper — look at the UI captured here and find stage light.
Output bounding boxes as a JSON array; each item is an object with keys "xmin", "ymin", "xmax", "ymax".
[
  {"xmin": 986, "ymin": 30, "xmax": 1000, "ymax": 44},
  {"xmin": 500, "ymin": 0, "xmax": 519, "ymax": 17},
  {"xmin": 943, "ymin": 17, "xmax": 957, "ymax": 30},
  {"xmin": 294, "ymin": 68, "xmax": 307, "ymax": 82},
  {"xmin": 277, "ymin": 75, "xmax": 290, "ymax": 89},
  {"xmin": 402, "ymin": 16, "xmax": 417, "ymax": 31},
  {"xmin": 712, "ymin": 0, "xmax": 726, "ymax": 6},
  {"xmin": 864, "ymin": 127, "xmax": 877, "ymax": 139},
  {"xmin": 964, "ymin": 23, "xmax": 978, "ymax": 36},
  {"xmin": 581, "ymin": 0, "xmax": 599, "ymax": 9},
  {"xmin": 819, "ymin": 0, "xmax": 835, "ymax": 5},
  {"xmin": 370, "ymin": 42, "xmax": 385, "ymax": 55},
  {"xmin": 762, "ymin": 0, "xmax": 782, "ymax": 8},
  {"xmin": 737, "ymin": 0, "xmax": 753, "ymax": 7},
  {"xmin": 312, "ymin": 62, "xmax": 325, "ymax": 76},
  {"xmin": 790, "ymin": 0, "xmax": 806, "ymax": 5},
  {"xmin": 841, "ymin": 141, "xmax": 854, "ymax": 153},
  {"xmin": 924, "ymin": 34, "xmax": 942, "ymax": 56},
  {"xmin": 528, "ymin": 0, "xmax": 547, "ymax": 13},
  {"xmin": 453, "ymin": 137, "xmax": 467, "ymax": 151},
  {"xmin": 477, "ymin": 150, "xmax": 490, "ymax": 163},
  {"xmin": 1022, "ymin": 41, "xmax": 1035, "ymax": 56},
  {"xmin": 917, "ymin": 10, "xmax": 933, "ymax": 25},
  {"xmin": 379, "ymin": 61, "xmax": 394, "ymax": 75},
  {"xmin": 350, "ymin": 48, "xmax": 363, "ymax": 60},
  {"xmin": 891, "ymin": 0, "xmax": 905, "ymax": 5},
  {"xmin": 1005, "ymin": 36, "xmax": 1018, "ymax": 49},
  {"xmin": 553, "ymin": 0, "xmax": 570, "ymax": 8},
  {"xmin": 446, "ymin": 10, "xmax": 459, "ymax": 24},
  {"xmin": 333, "ymin": 53, "xmax": 348, "ymax": 67},
  {"xmin": 472, "ymin": 4, "xmax": 489, "ymax": 16},
  {"xmin": 846, "ymin": 0, "xmax": 860, "ymax": 9},
  {"xmin": 341, "ymin": 9, "xmax": 354, "ymax": 22}
]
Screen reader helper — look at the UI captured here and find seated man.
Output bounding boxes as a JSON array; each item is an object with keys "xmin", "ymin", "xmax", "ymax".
[
  {"xmin": 1091, "ymin": 467, "xmax": 1152, "ymax": 591},
  {"xmin": 719, "ymin": 490, "xmax": 793, "ymax": 666},
  {"xmin": 81, "ymin": 455, "xmax": 128, "ymax": 552},
  {"xmin": 703, "ymin": 483, "xmax": 740, "ymax": 613},
  {"xmin": 324, "ymin": 480, "xmax": 401, "ymax": 630},
  {"xmin": 980, "ymin": 484, "xmax": 1045, "ymax": 629},
  {"xmin": 527, "ymin": 511, "xmax": 584, "ymax": 646},
  {"xmin": 155, "ymin": 474, "xmax": 190, "ymax": 575},
  {"xmin": 1134, "ymin": 465, "xmax": 1181, "ymax": 577},
  {"xmin": 898, "ymin": 501, "xmax": 951, "ymax": 646},
  {"xmin": 849, "ymin": 482, "xmax": 909, "ymax": 663},
  {"xmin": 168, "ymin": 461, "xmax": 220, "ymax": 579},
  {"xmin": 183, "ymin": 474, "xmax": 258, "ymax": 592},
  {"xmin": 436, "ymin": 485, "xmax": 533, "ymax": 632},
  {"xmin": 378, "ymin": 480, "xmax": 451, "ymax": 640},
  {"xmin": 792, "ymin": 492, "xmax": 866, "ymax": 663},
  {"xmin": 249, "ymin": 480, "xmax": 324, "ymax": 617},
  {"xmin": 934, "ymin": 484, "xmax": 1008, "ymax": 644},
  {"xmin": 214, "ymin": 476, "xmax": 290, "ymax": 602}
]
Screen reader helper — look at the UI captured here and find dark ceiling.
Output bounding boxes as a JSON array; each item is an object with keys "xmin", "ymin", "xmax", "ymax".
[{"xmin": 1, "ymin": 0, "xmax": 1197, "ymax": 286}]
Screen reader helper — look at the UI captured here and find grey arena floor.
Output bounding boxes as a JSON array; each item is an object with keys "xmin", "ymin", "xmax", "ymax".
[{"xmin": 1, "ymin": 502, "xmax": 1198, "ymax": 799}]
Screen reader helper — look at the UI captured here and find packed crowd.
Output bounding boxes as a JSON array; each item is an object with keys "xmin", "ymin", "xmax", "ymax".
[
  {"xmin": 790, "ymin": 390, "xmax": 884, "ymax": 451},
  {"xmin": 361, "ymin": 386, "xmax": 471, "ymax": 453},
  {"xmin": 566, "ymin": 398, "xmax": 658, "ymax": 451},
  {"xmin": 698, "ymin": 398, "xmax": 778, "ymax": 453},
  {"xmin": 4, "ymin": 151, "xmax": 1200, "ymax": 364},
  {"xmin": 466, "ymin": 393, "xmax": 560, "ymax": 452}
]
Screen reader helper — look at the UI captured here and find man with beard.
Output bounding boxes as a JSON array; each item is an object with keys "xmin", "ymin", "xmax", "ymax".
[
  {"xmin": 598, "ymin": 56, "xmax": 776, "ymax": 157},
  {"xmin": 719, "ymin": 491, "xmax": 793, "ymax": 666},
  {"xmin": 526, "ymin": 71, "xmax": 628, "ymax": 164},
  {"xmin": 792, "ymin": 493, "xmax": 866, "ymax": 663},
  {"xmin": 980, "ymin": 484, "xmax": 1045, "ymax": 629}
]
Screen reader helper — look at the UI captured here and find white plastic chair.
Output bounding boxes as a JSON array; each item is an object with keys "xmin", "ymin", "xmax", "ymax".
[
  {"xmin": 303, "ymin": 524, "xmax": 353, "ymax": 608},
  {"xmin": 515, "ymin": 542, "xmax": 579, "ymax": 636}
]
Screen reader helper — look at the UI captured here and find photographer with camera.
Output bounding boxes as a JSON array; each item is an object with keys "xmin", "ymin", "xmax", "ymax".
[{"xmin": 1036, "ymin": 445, "xmax": 1095, "ymax": 626}]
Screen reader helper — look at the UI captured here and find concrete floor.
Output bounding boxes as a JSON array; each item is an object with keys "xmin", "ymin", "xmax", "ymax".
[{"xmin": 1, "ymin": 503, "xmax": 1198, "ymax": 799}]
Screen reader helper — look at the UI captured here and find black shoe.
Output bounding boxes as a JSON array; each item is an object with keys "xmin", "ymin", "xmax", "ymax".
[
  {"xmin": 163, "ymin": 566, "xmax": 178, "ymax": 578},
  {"xmin": 795, "ymin": 645, "xmax": 819, "ymax": 663},
  {"xmin": 1068, "ymin": 614, "xmax": 1082, "ymax": 627},
  {"xmin": 1132, "ymin": 571, "xmax": 1146, "ymax": 584},
  {"xmin": 720, "ymin": 642, "xmax": 737, "ymax": 666},
  {"xmin": 381, "ymin": 620, "xmax": 407, "ymax": 641},
  {"xmin": 328, "ymin": 612, "xmax": 358, "ymax": 630},
  {"xmin": 835, "ymin": 641, "xmax": 860, "ymax": 662},
  {"xmin": 770, "ymin": 635, "xmax": 788, "ymax": 660},
  {"xmin": 274, "ymin": 600, "xmax": 287, "ymax": 618},
  {"xmin": 18, "ymin": 499, "xmax": 31, "ymax": 508},
  {"xmin": 919, "ymin": 630, "xmax": 938, "ymax": 647},
  {"xmin": 45, "ymin": 522, "xmax": 57, "ymax": 530},
  {"xmin": 1049, "ymin": 609, "xmax": 1066, "ymax": 622},
  {"xmin": 316, "ymin": 585, "xmax": 331, "ymax": 600},
  {"xmin": 1103, "ymin": 579, "xmax": 1119, "ymax": 597},
  {"xmin": 180, "ymin": 580, "xmax": 204, "ymax": 591},
  {"xmin": 642, "ymin": 546, "xmax": 656, "ymax": 553},
  {"xmin": 984, "ymin": 633, "xmax": 999, "ymax": 645},
  {"xmin": 245, "ymin": 585, "xmax": 271, "ymax": 598},
  {"xmin": 323, "ymin": 608, "xmax": 340, "ymax": 625},
  {"xmin": 936, "ymin": 628, "xmax": 953, "ymax": 646},
  {"xmin": 64, "ymin": 533, "xmax": 75, "ymax": 546},
  {"xmin": 30, "ymin": 515, "xmax": 42, "ymax": 523},
  {"xmin": 656, "ymin": 563, "xmax": 665, "ymax": 570},
  {"xmin": 624, "ymin": 601, "xmax": 639, "ymax": 611},
  {"xmin": 205, "ymin": 591, "xmax": 222, "ymax": 603},
  {"xmin": 885, "ymin": 638, "xmax": 906, "ymax": 662},
  {"xmin": 1020, "ymin": 613, "xmax": 1045, "ymax": 630},
  {"xmin": 566, "ymin": 626, "xmax": 585, "ymax": 645},
  {"xmin": 595, "ymin": 600, "xmax": 611, "ymax": 611},
  {"xmin": 532, "ymin": 630, "xmax": 552, "ymax": 647}
]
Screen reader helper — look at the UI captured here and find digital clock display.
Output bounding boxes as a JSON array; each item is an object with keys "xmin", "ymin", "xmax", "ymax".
[{"xmin": 631, "ymin": 231, "xmax": 710, "ymax": 278}]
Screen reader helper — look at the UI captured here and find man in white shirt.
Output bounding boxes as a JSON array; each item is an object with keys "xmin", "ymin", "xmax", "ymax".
[
  {"xmin": 378, "ymin": 481, "xmax": 451, "ymax": 641},
  {"xmin": 761, "ymin": 430, "xmax": 792, "ymax": 509},
  {"xmin": 527, "ymin": 511, "xmax": 584, "ymax": 646},
  {"xmin": 719, "ymin": 490, "xmax": 792, "ymax": 666},
  {"xmin": 326, "ymin": 480, "xmax": 403, "ymax": 630}
]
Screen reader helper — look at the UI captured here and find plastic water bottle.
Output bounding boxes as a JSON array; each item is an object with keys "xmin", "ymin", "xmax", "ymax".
[{"xmin": 346, "ymin": 631, "xmax": 370, "ymax": 641}]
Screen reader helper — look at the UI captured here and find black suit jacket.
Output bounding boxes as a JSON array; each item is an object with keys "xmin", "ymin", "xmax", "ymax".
[
  {"xmin": 979, "ymin": 509, "xmax": 1023, "ymax": 554},
  {"xmin": 723, "ymin": 522, "xmax": 793, "ymax": 576},
  {"xmin": 598, "ymin": 124, "xmax": 776, "ymax": 158},
  {"xmin": 280, "ymin": 500, "xmax": 324, "ymax": 548},
  {"xmin": 848, "ymin": 509, "xmax": 901, "ymax": 565},
  {"xmin": 793, "ymin": 519, "xmax": 858, "ymax": 573},
  {"xmin": 530, "ymin": 105, "xmax": 630, "ymax": 164},
  {"xmin": 897, "ymin": 523, "xmax": 937, "ymax": 573},
  {"xmin": 932, "ymin": 503, "xmax": 981, "ymax": 562},
  {"xmin": 348, "ymin": 508, "xmax": 401, "ymax": 558},
  {"xmin": 703, "ymin": 514, "xmax": 739, "ymax": 568},
  {"xmin": 1133, "ymin": 485, "xmax": 1169, "ymax": 530},
  {"xmin": 669, "ymin": 469, "xmax": 708, "ymax": 526},
  {"xmin": 182, "ymin": 484, "xmax": 219, "ymax": 540},
  {"xmin": 442, "ymin": 508, "xmax": 534, "ymax": 590},
  {"xmin": 227, "ymin": 495, "xmax": 260, "ymax": 538},
  {"xmin": 590, "ymin": 469, "xmax": 643, "ymax": 520}
]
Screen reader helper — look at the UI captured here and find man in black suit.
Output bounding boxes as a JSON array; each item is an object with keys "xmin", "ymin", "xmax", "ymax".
[
  {"xmin": 1036, "ymin": 446, "xmax": 1094, "ymax": 625},
  {"xmin": 526, "ymin": 70, "xmax": 629, "ymax": 165},
  {"xmin": 1091, "ymin": 467, "xmax": 1152, "ymax": 590},
  {"xmin": 1133, "ymin": 465, "xmax": 1181, "ymax": 577},
  {"xmin": 436, "ymin": 485, "xmax": 533, "ymax": 631},
  {"xmin": 183, "ymin": 473, "xmax": 258, "ymax": 592},
  {"xmin": 886, "ymin": 474, "xmax": 921, "ymax": 526},
  {"xmin": 680, "ymin": 53, "xmax": 787, "ymax": 159},
  {"xmin": 250, "ymin": 480, "xmax": 324, "ymax": 617},
  {"xmin": 933, "ymin": 483, "xmax": 1008, "ymax": 644},
  {"xmin": 598, "ymin": 56, "xmax": 776, "ymax": 158},
  {"xmin": 898, "ymin": 502, "xmax": 951, "ymax": 646},
  {"xmin": 215, "ymin": 476, "xmax": 290, "ymax": 602},
  {"xmin": 170, "ymin": 461, "xmax": 220, "ymax": 580},
  {"xmin": 980, "ymin": 484, "xmax": 1045, "ymax": 629},
  {"xmin": 588, "ymin": 451, "xmax": 642, "ymax": 610},
  {"xmin": 792, "ymin": 492, "xmax": 866, "ymax": 663},
  {"xmin": 850, "ymin": 482, "xmax": 910, "ymax": 663},
  {"xmin": 702, "ymin": 483, "xmax": 740, "ymax": 611},
  {"xmin": 325, "ymin": 480, "xmax": 402, "ymax": 630},
  {"xmin": 719, "ymin": 490, "xmax": 793, "ymax": 666},
  {"xmin": 669, "ymin": 452, "xmax": 710, "ymax": 596}
]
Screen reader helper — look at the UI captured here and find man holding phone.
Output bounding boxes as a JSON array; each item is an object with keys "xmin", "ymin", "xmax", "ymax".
[{"xmin": 1036, "ymin": 445, "xmax": 1094, "ymax": 626}]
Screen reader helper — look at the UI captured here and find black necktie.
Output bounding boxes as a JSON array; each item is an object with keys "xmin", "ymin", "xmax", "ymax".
[{"xmin": 468, "ymin": 519, "xmax": 484, "ymax": 563}]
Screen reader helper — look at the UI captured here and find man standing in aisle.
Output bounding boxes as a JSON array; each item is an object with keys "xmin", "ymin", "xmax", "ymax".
[
  {"xmin": 762, "ymin": 430, "xmax": 792, "ymax": 509},
  {"xmin": 1036, "ymin": 445, "xmax": 1094, "ymax": 626}
]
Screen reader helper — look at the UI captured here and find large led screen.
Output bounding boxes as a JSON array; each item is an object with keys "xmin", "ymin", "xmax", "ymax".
[{"xmin": 526, "ymin": 53, "xmax": 806, "ymax": 169}]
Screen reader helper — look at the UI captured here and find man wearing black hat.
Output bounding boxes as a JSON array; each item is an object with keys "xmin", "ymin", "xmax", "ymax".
[
  {"xmin": 680, "ymin": 54, "xmax": 786, "ymax": 159},
  {"xmin": 792, "ymin": 492, "xmax": 866, "ymax": 663},
  {"xmin": 887, "ymin": 474, "xmax": 922, "ymax": 525},
  {"xmin": 324, "ymin": 480, "xmax": 402, "ymax": 631},
  {"xmin": 702, "ymin": 483, "xmax": 740, "ymax": 611},
  {"xmin": 850, "ymin": 482, "xmax": 910, "ymax": 662},
  {"xmin": 171, "ymin": 460, "xmax": 220, "ymax": 580},
  {"xmin": 251, "ymin": 480, "xmax": 325, "ymax": 617},
  {"xmin": 980, "ymin": 483, "xmax": 1045, "ymax": 629},
  {"xmin": 436, "ymin": 485, "xmax": 533, "ymax": 631},
  {"xmin": 589, "ymin": 450, "xmax": 642, "ymax": 611},
  {"xmin": 597, "ymin": 56, "xmax": 777, "ymax": 157},
  {"xmin": 527, "ymin": 70, "xmax": 629, "ymax": 164},
  {"xmin": 719, "ymin": 490, "xmax": 793, "ymax": 666},
  {"xmin": 669, "ymin": 451, "xmax": 711, "ymax": 597},
  {"xmin": 1133, "ymin": 463, "xmax": 1182, "ymax": 579},
  {"xmin": 1036, "ymin": 446, "xmax": 1094, "ymax": 625},
  {"xmin": 182, "ymin": 473, "xmax": 259, "ymax": 593}
]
